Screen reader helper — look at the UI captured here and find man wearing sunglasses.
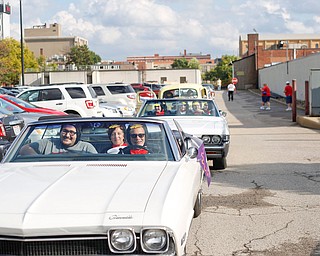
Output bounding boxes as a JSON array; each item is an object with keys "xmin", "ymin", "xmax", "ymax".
[{"xmin": 20, "ymin": 124, "xmax": 97, "ymax": 155}]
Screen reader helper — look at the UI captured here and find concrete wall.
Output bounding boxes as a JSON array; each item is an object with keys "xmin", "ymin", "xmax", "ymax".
[
  {"xmin": 234, "ymin": 55, "xmax": 257, "ymax": 90},
  {"xmin": 92, "ymin": 70, "xmax": 139, "ymax": 84},
  {"xmin": 24, "ymin": 69, "xmax": 202, "ymax": 86},
  {"xmin": 258, "ymin": 52, "xmax": 320, "ymax": 101}
]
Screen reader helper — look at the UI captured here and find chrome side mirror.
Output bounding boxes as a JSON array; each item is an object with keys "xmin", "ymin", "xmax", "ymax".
[
  {"xmin": 219, "ymin": 110, "xmax": 227, "ymax": 117},
  {"xmin": 187, "ymin": 147, "xmax": 198, "ymax": 159}
]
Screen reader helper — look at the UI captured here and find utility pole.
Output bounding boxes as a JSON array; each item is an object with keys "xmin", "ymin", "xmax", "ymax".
[{"xmin": 19, "ymin": 0, "xmax": 25, "ymax": 85}]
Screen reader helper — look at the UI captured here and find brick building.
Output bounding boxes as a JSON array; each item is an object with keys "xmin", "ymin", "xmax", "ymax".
[
  {"xmin": 240, "ymin": 33, "xmax": 320, "ymax": 69},
  {"xmin": 234, "ymin": 33, "xmax": 320, "ymax": 89},
  {"xmin": 127, "ymin": 49, "xmax": 216, "ymax": 73}
]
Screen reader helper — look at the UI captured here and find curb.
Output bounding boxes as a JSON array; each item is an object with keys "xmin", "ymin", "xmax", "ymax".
[{"xmin": 297, "ymin": 115, "xmax": 320, "ymax": 130}]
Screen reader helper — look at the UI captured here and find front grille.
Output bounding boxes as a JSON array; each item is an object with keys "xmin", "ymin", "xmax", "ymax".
[
  {"xmin": 0, "ymin": 235, "xmax": 175, "ymax": 255},
  {"xmin": 0, "ymin": 238, "xmax": 110, "ymax": 256}
]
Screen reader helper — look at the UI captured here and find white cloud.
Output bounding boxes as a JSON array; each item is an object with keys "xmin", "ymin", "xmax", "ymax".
[
  {"xmin": 284, "ymin": 21, "xmax": 314, "ymax": 33},
  {"xmin": 8, "ymin": 0, "xmax": 320, "ymax": 60}
]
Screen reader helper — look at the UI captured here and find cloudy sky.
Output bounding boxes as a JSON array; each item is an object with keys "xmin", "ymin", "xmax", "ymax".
[{"xmin": 7, "ymin": 0, "xmax": 320, "ymax": 61}]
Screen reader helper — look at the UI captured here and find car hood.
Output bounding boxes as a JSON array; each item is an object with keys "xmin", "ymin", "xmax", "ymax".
[
  {"xmin": 15, "ymin": 112, "xmax": 50, "ymax": 124},
  {"xmin": 157, "ymin": 116, "xmax": 229, "ymax": 136},
  {"xmin": 0, "ymin": 161, "xmax": 171, "ymax": 236}
]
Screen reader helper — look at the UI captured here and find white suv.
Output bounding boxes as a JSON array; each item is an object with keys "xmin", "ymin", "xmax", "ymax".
[
  {"xmin": 89, "ymin": 83, "xmax": 136, "ymax": 116},
  {"xmin": 17, "ymin": 83, "xmax": 103, "ymax": 117}
]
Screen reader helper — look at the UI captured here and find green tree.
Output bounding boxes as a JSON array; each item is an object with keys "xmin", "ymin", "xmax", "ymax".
[
  {"xmin": 66, "ymin": 45, "xmax": 101, "ymax": 70},
  {"xmin": 171, "ymin": 58, "xmax": 189, "ymax": 69},
  {"xmin": 0, "ymin": 38, "xmax": 38, "ymax": 85},
  {"xmin": 203, "ymin": 55, "xmax": 238, "ymax": 87},
  {"xmin": 188, "ymin": 58, "xmax": 200, "ymax": 69}
]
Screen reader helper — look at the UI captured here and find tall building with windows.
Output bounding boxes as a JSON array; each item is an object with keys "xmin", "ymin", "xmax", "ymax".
[
  {"xmin": 0, "ymin": 0, "xmax": 11, "ymax": 40},
  {"xmin": 24, "ymin": 23, "xmax": 88, "ymax": 67}
]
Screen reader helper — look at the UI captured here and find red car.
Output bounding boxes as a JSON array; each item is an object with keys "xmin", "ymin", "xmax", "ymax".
[
  {"xmin": 0, "ymin": 94, "xmax": 68, "ymax": 115},
  {"xmin": 131, "ymin": 84, "xmax": 156, "ymax": 99}
]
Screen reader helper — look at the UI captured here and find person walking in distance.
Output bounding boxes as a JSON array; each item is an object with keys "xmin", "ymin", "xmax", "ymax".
[
  {"xmin": 284, "ymin": 81, "xmax": 293, "ymax": 111},
  {"xmin": 260, "ymin": 83, "xmax": 271, "ymax": 110},
  {"xmin": 227, "ymin": 82, "xmax": 236, "ymax": 101}
]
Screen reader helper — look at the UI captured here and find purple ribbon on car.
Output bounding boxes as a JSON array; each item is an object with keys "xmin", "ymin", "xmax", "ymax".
[{"xmin": 197, "ymin": 143, "xmax": 211, "ymax": 186}]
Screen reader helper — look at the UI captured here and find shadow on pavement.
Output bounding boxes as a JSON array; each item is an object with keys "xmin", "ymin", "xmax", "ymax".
[{"xmin": 220, "ymin": 90, "xmax": 319, "ymax": 131}]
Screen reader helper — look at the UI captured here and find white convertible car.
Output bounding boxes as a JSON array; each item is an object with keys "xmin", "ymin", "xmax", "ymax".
[
  {"xmin": 0, "ymin": 117, "xmax": 206, "ymax": 256},
  {"xmin": 137, "ymin": 98, "xmax": 230, "ymax": 170}
]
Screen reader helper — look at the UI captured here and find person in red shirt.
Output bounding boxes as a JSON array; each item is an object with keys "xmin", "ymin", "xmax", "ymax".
[
  {"xmin": 120, "ymin": 123, "xmax": 150, "ymax": 155},
  {"xmin": 260, "ymin": 83, "xmax": 271, "ymax": 110},
  {"xmin": 284, "ymin": 81, "xmax": 293, "ymax": 111},
  {"xmin": 154, "ymin": 103, "xmax": 164, "ymax": 115}
]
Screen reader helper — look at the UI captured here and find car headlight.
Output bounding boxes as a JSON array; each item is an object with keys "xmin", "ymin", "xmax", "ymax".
[
  {"xmin": 201, "ymin": 135, "xmax": 222, "ymax": 144},
  {"xmin": 108, "ymin": 229, "xmax": 136, "ymax": 253},
  {"xmin": 211, "ymin": 135, "xmax": 221, "ymax": 144},
  {"xmin": 141, "ymin": 228, "xmax": 169, "ymax": 252},
  {"xmin": 202, "ymin": 135, "xmax": 211, "ymax": 143}
]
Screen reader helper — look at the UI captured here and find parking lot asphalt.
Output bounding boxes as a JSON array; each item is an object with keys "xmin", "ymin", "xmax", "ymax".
[{"xmin": 247, "ymin": 89, "xmax": 320, "ymax": 130}]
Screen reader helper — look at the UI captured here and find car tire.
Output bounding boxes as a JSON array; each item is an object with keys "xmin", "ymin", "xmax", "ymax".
[
  {"xmin": 193, "ymin": 190, "xmax": 202, "ymax": 218},
  {"xmin": 212, "ymin": 157, "xmax": 227, "ymax": 170}
]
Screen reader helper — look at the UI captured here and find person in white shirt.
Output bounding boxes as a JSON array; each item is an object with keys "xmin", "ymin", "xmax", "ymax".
[{"xmin": 227, "ymin": 82, "xmax": 236, "ymax": 101}]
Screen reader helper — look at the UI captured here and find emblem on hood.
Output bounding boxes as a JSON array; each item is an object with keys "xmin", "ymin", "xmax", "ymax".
[{"xmin": 109, "ymin": 214, "xmax": 133, "ymax": 220}]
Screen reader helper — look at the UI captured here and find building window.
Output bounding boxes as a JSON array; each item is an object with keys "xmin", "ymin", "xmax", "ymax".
[
  {"xmin": 160, "ymin": 77, "xmax": 167, "ymax": 83},
  {"xmin": 316, "ymin": 43, "xmax": 319, "ymax": 49},
  {"xmin": 40, "ymin": 48, "xmax": 43, "ymax": 56},
  {"xmin": 180, "ymin": 77, "xmax": 187, "ymax": 83}
]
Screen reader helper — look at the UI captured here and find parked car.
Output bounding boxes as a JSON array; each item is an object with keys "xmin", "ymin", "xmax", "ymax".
[
  {"xmin": 137, "ymin": 98, "xmax": 230, "ymax": 169},
  {"xmin": 0, "ymin": 87, "xmax": 17, "ymax": 96},
  {"xmin": 202, "ymin": 83, "xmax": 215, "ymax": 99},
  {"xmin": 0, "ymin": 98, "xmax": 49, "ymax": 160},
  {"xmin": 0, "ymin": 94, "xmax": 68, "ymax": 115},
  {"xmin": 0, "ymin": 116, "xmax": 205, "ymax": 256},
  {"xmin": 0, "ymin": 110, "xmax": 25, "ymax": 160},
  {"xmin": 0, "ymin": 86, "xmax": 22, "ymax": 96},
  {"xmin": 132, "ymin": 84, "xmax": 157, "ymax": 112},
  {"xmin": 0, "ymin": 98, "xmax": 50, "ymax": 126},
  {"xmin": 131, "ymin": 83, "xmax": 156, "ymax": 100},
  {"xmin": 16, "ymin": 83, "xmax": 103, "ymax": 117},
  {"xmin": 158, "ymin": 83, "xmax": 209, "ymax": 99},
  {"xmin": 89, "ymin": 83, "xmax": 136, "ymax": 116},
  {"xmin": 98, "ymin": 101, "xmax": 123, "ymax": 117},
  {"xmin": 143, "ymin": 83, "xmax": 163, "ymax": 96}
]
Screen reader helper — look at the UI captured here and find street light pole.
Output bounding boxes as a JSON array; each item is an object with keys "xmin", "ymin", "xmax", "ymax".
[{"xmin": 19, "ymin": 0, "xmax": 25, "ymax": 85}]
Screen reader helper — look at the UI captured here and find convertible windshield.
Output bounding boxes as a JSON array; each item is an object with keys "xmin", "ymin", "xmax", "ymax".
[
  {"xmin": 5, "ymin": 120, "xmax": 174, "ymax": 162},
  {"xmin": 139, "ymin": 99, "xmax": 220, "ymax": 117}
]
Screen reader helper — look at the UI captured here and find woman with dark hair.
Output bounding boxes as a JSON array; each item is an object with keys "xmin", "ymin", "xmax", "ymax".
[
  {"xmin": 106, "ymin": 124, "xmax": 128, "ymax": 154},
  {"xmin": 119, "ymin": 123, "xmax": 150, "ymax": 154}
]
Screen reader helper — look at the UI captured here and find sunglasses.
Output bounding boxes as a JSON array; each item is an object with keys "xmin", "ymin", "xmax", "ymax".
[
  {"xmin": 61, "ymin": 129, "xmax": 77, "ymax": 136},
  {"xmin": 130, "ymin": 133, "xmax": 145, "ymax": 139}
]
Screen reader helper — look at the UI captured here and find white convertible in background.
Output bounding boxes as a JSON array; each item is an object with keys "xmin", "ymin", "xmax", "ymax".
[
  {"xmin": 137, "ymin": 98, "xmax": 230, "ymax": 170},
  {"xmin": 0, "ymin": 116, "xmax": 205, "ymax": 256}
]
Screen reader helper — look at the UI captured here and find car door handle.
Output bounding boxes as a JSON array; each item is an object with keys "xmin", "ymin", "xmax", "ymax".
[{"xmin": 56, "ymin": 103, "xmax": 63, "ymax": 105}]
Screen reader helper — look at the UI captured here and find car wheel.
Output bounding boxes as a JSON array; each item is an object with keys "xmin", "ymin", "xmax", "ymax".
[
  {"xmin": 193, "ymin": 190, "xmax": 202, "ymax": 218},
  {"xmin": 212, "ymin": 157, "xmax": 227, "ymax": 170}
]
